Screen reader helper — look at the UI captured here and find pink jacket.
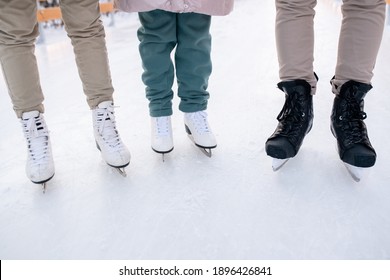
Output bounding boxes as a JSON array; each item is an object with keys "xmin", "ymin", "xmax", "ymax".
[{"xmin": 114, "ymin": 0, "xmax": 234, "ymax": 16}]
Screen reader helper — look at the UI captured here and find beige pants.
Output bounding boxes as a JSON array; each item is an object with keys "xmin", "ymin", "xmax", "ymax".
[
  {"xmin": 275, "ymin": 0, "xmax": 386, "ymax": 94},
  {"xmin": 0, "ymin": 0, "xmax": 114, "ymax": 118}
]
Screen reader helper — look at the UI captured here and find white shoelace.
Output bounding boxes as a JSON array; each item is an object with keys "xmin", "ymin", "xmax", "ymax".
[
  {"xmin": 186, "ymin": 111, "xmax": 211, "ymax": 134},
  {"xmin": 154, "ymin": 117, "xmax": 171, "ymax": 136},
  {"xmin": 95, "ymin": 105, "xmax": 123, "ymax": 150},
  {"xmin": 22, "ymin": 116, "xmax": 50, "ymax": 165}
]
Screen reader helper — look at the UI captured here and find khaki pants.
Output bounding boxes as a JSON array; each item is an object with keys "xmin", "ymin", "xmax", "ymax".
[
  {"xmin": 0, "ymin": 0, "xmax": 114, "ymax": 118},
  {"xmin": 275, "ymin": 0, "xmax": 386, "ymax": 94}
]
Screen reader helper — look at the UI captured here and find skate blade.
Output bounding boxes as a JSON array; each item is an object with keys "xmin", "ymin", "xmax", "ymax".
[
  {"xmin": 32, "ymin": 175, "xmax": 54, "ymax": 194},
  {"xmin": 344, "ymin": 163, "xmax": 366, "ymax": 182},
  {"xmin": 187, "ymin": 134, "xmax": 215, "ymax": 158},
  {"xmin": 272, "ymin": 158, "xmax": 289, "ymax": 171},
  {"xmin": 152, "ymin": 148, "xmax": 174, "ymax": 162},
  {"xmin": 115, "ymin": 167, "xmax": 127, "ymax": 177},
  {"xmin": 42, "ymin": 182, "xmax": 47, "ymax": 194},
  {"xmin": 198, "ymin": 147, "xmax": 212, "ymax": 157},
  {"xmin": 160, "ymin": 152, "xmax": 169, "ymax": 162}
]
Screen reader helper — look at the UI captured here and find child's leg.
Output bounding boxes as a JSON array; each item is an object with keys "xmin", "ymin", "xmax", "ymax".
[
  {"xmin": 137, "ymin": 10, "xmax": 177, "ymax": 117},
  {"xmin": 175, "ymin": 13, "xmax": 212, "ymax": 113}
]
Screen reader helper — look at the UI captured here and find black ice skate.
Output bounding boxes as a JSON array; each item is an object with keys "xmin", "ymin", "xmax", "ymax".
[
  {"xmin": 331, "ymin": 80, "xmax": 376, "ymax": 181},
  {"xmin": 265, "ymin": 80, "xmax": 313, "ymax": 171}
]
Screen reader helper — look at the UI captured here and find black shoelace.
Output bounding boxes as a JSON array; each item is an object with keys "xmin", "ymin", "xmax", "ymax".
[
  {"xmin": 337, "ymin": 98, "xmax": 368, "ymax": 147},
  {"xmin": 276, "ymin": 93, "xmax": 308, "ymax": 142}
]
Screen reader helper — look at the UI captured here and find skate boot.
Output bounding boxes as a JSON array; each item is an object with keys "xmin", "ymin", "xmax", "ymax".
[
  {"xmin": 331, "ymin": 80, "xmax": 376, "ymax": 169},
  {"xmin": 184, "ymin": 110, "xmax": 217, "ymax": 157},
  {"xmin": 151, "ymin": 116, "xmax": 174, "ymax": 160},
  {"xmin": 92, "ymin": 101, "xmax": 130, "ymax": 175},
  {"xmin": 265, "ymin": 80, "xmax": 313, "ymax": 170},
  {"xmin": 21, "ymin": 111, "xmax": 55, "ymax": 189}
]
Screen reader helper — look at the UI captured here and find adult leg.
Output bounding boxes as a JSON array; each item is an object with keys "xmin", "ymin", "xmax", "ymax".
[
  {"xmin": 60, "ymin": 0, "xmax": 114, "ymax": 108},
  {"xmin": 0, "ymin": 1, "xmax": 54, "ymax": 184},
  {"xmin": 333, "ymin": 0, "xmax": 385, "ymax": 87},
  {"xmin": 330, "ymin": 0, "xmax": 385, "ymax": 168},
  {"xmin": 0, "ymin": 0, "xmax": 44, "ymax": 117},
  {"xmin": 275, "ymin": 0, "xmax": 317, "ymax": 91},
  {"xmin": 265, "ymin": 0, "xmax": 317, "ymax": 163},
  {"xmin": 61, "ymin": 0, "xmax": 130, "ymax": 169}
]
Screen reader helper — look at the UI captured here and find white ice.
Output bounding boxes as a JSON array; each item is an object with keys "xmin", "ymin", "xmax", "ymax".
[{"xmin": 1, "ymin": 0, "xmax": 390, "ymax": 259}]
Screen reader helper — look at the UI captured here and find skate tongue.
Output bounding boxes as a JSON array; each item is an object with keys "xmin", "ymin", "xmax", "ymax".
[
  {"xmin": 97, "ymin": 101, "xmax": 113, "ymax": 109},
  {"xmin": 22, "ymin": 111, "xmax": 40, "ymax": 120}
]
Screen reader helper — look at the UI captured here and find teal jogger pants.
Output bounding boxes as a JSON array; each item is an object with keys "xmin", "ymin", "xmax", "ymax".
[{"xmin": 137, "ymin": 10, "xmax": 212, "ymax": 117}]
